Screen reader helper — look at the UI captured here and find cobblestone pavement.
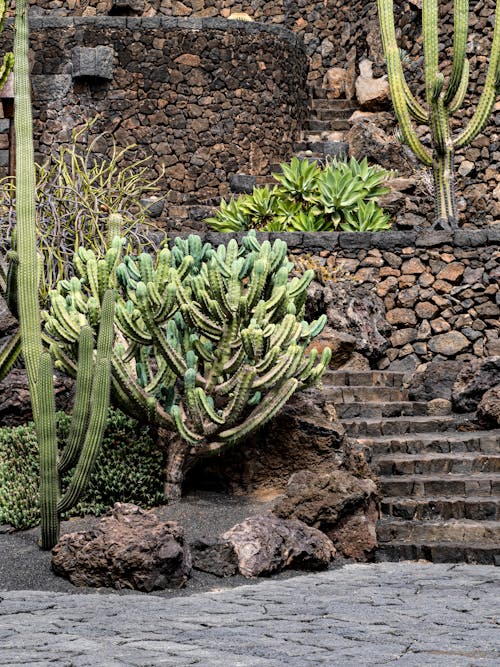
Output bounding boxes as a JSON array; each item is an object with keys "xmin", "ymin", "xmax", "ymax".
[{"xmin": 1, "ymin": 562, "xmax": 499, "ymax": 666}]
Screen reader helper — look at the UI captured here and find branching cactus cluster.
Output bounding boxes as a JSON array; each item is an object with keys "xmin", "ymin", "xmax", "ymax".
[
  {"xmin": 13, "ymin": 0, "xmax": 115, "ymax": 549},
  {"xmin": 44, "ymin": 228, "xmax": 331, "ymax": 499},
  {"xmin": 0, "ymin": 0, "xmax": 14, "ymax": 89},
  {"xmin": 378, "ymin": 0, "xmax": 500, "ymax": 229}
]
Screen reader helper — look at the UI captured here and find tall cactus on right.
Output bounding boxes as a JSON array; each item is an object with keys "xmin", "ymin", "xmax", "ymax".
[{"xmin": 377, "ymin": 0, "xmax": 500, "ymax": 229}]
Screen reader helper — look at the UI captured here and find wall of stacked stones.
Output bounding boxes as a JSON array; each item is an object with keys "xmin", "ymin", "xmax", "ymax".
[
  {"xmin": 15, "ymin": 0, "xmax": 500, "ymax": 228},
  {"xmin": 195, "ymin": 228, "xmax": 500, "ymax": 369},
  {"xmin": 0, "ymin": 16, "xmax": 307, "ymax": 227}
]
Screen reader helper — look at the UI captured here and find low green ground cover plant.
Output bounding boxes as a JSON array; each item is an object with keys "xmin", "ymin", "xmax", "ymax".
[
  {"xmin": 206, "ymin": 157, "xmax": 392, "ymax": 232},
  {"xmin": 0, "ymin": 409, "xmax": 164, "ymax": 529}
]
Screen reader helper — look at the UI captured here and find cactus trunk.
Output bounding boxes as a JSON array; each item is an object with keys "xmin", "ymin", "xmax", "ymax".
[
  {"xmin": 432, "ymin": 147, "xmax": 458, "ymax": 230},
  {"xmin": 159, "ymin": 427, "xmax": 191, "ymax": 500}
]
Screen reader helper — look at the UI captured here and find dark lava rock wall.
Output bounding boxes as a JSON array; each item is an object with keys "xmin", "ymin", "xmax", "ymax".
[{"xmin": 1, "ymin": 16, "xmax": 308, "ymax": 226}]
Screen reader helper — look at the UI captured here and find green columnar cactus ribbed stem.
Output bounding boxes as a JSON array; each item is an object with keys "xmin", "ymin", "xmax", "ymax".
[
  {"xmin": 13, "ymin": 0, "xmax": 115, "ymax": 549},
  {"xmin": 14, "ymin": 0, "xmax": 43, "ymax": 420},
  {"xmin": 44, "ymin": 231, "xmax": 331, "ymax": 501},
  {"xmin": 378, "ymin": 0, "xmax": 500, "ymax": 230}
]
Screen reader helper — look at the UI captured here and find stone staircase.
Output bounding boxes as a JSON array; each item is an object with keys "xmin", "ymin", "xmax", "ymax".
[
  {"xmin": 323, "ymin": 369, "xmax": 500, "ymax": 565},
  {"xmin": 293, "ymin": 90, "xmax": 357, "ymax": 163}
]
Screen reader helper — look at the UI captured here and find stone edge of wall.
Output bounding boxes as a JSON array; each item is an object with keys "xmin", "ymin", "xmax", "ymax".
[
  {"xmin": 169, "ymin": 226, "xmax": 500, "ymax": 252},
  {"xmin": 16, "ymin": 16, "xmax": 305, "ymax": 52}
]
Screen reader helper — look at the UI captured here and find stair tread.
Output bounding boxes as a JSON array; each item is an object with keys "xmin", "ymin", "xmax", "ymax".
[
  {"xmin": 383, "ymin": 494, "xmax": 500, "ymax": 502},
  {"xmin": 376, "ymin": 452, "xmax": 500, "ymax": 462},
  {"xmin": 340, "ymin": 415, "xmax": 470, "ymax": 424},
  {"xmin": 378, "ymin": 472, "xmax": 500, "ymax": 481},
  {"xmin": 376, "ymin": 539, "xmax": 500, "ymax": 548},
  {"xmin": 357, "ymin": 430, "xmax": 500, "ymax": 442},
  {"xmin": 378, "ymin": 517, "xmax": 500, "ymax": 528}
]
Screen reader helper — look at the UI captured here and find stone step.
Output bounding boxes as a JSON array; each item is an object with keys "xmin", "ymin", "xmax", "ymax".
[
  {"xmin": 337, "ymin": 401, "xmax": 429, "ymax": 419},
  {"xmin": 358, "ymin": 431, "xmax": 500, "ymax": 456},
  {"xmin": 322, "ymin": 385, "xmax": 409, "ymax": 403},
  {"xmin": 375, "ymin": 453, "xmax": 500, "ymax": 476},
  {"xmin": 310, "ymin": 97, "xmax": 355, "ymax": 110},
  {"xmin": 375, "ymin": 540, "xmax": 499, "ymax": 564},
  {"xmin": 323, "ymin": 370, "xmax": 408, "ymax": 388},
  {"xmin": 377, "ymin": 518, "xmax": 500, "ymax": 545},
  {"xmin": 381, "ymin": 496, "xmax": 500, "ymax": 521},
  {"xmin": 340, "ymin": 415, "xmax": 474, "ymax": 437},
  {"xmin": 294, "ymin": 140, "xmax": 349, "ymax": 158},
  {"xmin": 307, "ymin": 119, "xmax": 351, "ymax": 132},
  {"xmin": 313, "ymin": 107, "xmax": 357, "ymax": 121},
  {"xmin": 379, "ymin": 473, "xmax": 500, "ymax": 498}
]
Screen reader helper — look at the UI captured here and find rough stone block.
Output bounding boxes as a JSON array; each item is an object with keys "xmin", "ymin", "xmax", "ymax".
[
  {"xmin": 32, "ymin": 75, "xmax": 72, "ymax": 101},
  {"xmin": 72, "ymin": 46, "xmax": 114, "ymax": 80}
]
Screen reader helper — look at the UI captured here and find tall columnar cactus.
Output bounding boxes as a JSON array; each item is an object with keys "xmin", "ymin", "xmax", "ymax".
[
  {"xmin": 378, "ymin": 0, "xmax": 500, "ymax": 229},
  {"xmin": 44, "ymin": 231, "xmax": 331, "ymax": 500},
  {"xmin": 13, "ymin": 0, "xmax": 115, "ymax": 549}
]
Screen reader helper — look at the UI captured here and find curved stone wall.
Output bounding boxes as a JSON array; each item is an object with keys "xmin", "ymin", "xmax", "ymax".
[{"xmin": 4, "ymin": 16, "xmax": 308, "ymax": 229}]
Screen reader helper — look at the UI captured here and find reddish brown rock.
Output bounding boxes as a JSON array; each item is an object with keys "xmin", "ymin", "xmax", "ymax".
[
  {"xmin": 273, "ymin": 468, "xmax": 379, "ymax": 562},
  {"xmin": 52, "ymin": 503, "xmax": 192, "ymax": 591},
  {"xmin": 477, "ymin": 385, "xmax": 500, "ymax": 428},
  {"xmin": 452, "ymin": 357, "xmax": 500, "ymax": 413},
  {"xmin": 222, "ymin": 514, "xmax": 336, "ymax": 577}
]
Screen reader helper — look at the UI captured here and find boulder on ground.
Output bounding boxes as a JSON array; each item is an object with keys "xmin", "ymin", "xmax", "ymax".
[
  {"xmin": 477, "ymin": 385, "xmax": 500, "ymax": 428},
  {"xmin": 190, "ymin": 538, "xmax": 238, "ymax": 577},
  {"xmin": 222, "ymin": 514, "xmax": 335, "ymax": 577},
  {"xmin": 273, "ymin": 468, "xmax": 379, "ymax": 561},
  {"xmin": 408, "ymin": 360, "xmax": 463, "ymax": 401},
  {"xmin": 452, "ymin": 357, "xmax": 500, "ymax": 413},
  {"xmin": 52, "ymin": 503, "xmax": 192, "ymax": 591}
]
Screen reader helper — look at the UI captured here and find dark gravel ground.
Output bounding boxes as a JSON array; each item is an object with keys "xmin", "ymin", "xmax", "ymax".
[{"xmin": 0, "ymin": 491, "xmax": 343, "ymax": 598}]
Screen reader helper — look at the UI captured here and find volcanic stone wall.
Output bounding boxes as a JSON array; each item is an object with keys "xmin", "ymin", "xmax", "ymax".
[
  {"xmin": 1, "ymin": 15, "xmax": 307, "ymax": 224},
  {"xmin": 198, "ymin": 227, "xmax": 500, "ymax": 369}
]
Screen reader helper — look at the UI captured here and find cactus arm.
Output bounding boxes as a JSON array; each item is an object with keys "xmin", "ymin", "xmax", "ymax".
[
  {"xmin": 449, "ymin": 57, "xmax": 470, "ymax": 113},
  {"xmin": 14, "ymin": 0, "xmax": 43, "ymax": 420},
  {"xmin": 0, "ymin": 329, "xmax": 21, "ymax": 383},
  {"xmin": 57, "ymin": 356, "xmax": 111, "ymax": 513},
  {"xmin": 37, "ymin": 353, "xmax": 60, "ymax": 549},
  {"xmin": 378, "ymin": 0, "xmax": 432, "ymax": 166},
  {"xmin": 57, "ymin": 326, "xmax": 94, "ymax": 474},
  {"xmin": 444, "ymin": 0, "xmax": 469, "ymax": 105},
  {"xmin": 422, "ymin": 0, "xmax": 439, "ymax": 107},
  {"xmin": 402, "ymin": 78, "xmax": 428, "ymax": 124},
  {"xmin": 215, "ymin": 378, "xmax": 299, "ymax": 444},
  {"xmin": 454, "ymin": 0, "xmax": 500, "ymax": 148}
]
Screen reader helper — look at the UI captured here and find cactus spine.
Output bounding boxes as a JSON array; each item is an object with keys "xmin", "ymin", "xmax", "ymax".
[
  {"xmin": 14, "ymin": 0, "xmax": 115, "ymax": 549},
  {"xmin": 377, "ymin": 0, "xmax": 500, "ymax": 229}
]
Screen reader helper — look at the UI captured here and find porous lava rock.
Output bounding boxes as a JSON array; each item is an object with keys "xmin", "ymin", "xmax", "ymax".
[
  {"xmin": 273, "ymin": 468, "xmax": 379, "ymax": 561},
  {"xmin": 190, "ymin": 538, "xmax": 239, "ymax": 577},
  {"xmin": 477, "ymin": 385, "xmax": 500, "ymax": 428},
  {"xmin": 452, "ymin": 357, "xmax": 500, "ymax": 413},
  {"xmin": 186, "ymin": 386, "xmax": 345, "ymax": 494},
  {"xmin": 408, "ymin": 360, "xmax": 463, "ymax": 401},
  {"xmin": 307, "ymin": 280, "xmax": 391, "ymax": 363},
  {"xmin": 52, "ymin": 503, "xmax": 192, "ymax": 591},
  {"xmin": 222, "ymin": 514, "xmax": 335, "ymax": 577}
]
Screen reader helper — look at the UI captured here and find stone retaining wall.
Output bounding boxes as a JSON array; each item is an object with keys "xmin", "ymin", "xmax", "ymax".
[
  {"xmin": 188, "ymin": 227, "xmax": 500, "ymax": 370},
  {"xmin": 1, "ymin": 16, "xmax": 307, "ymax": 225}
]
